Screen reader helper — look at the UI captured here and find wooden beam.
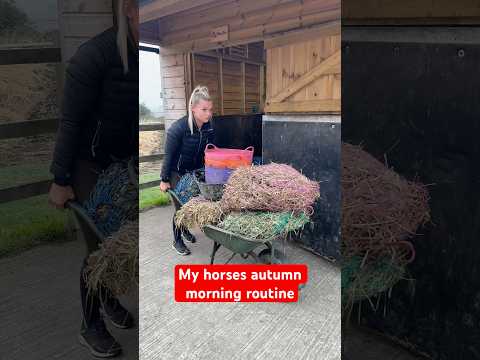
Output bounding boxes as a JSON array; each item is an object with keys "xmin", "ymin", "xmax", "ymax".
[
  {"xmin": 0, "ymin": 47, "xmax": 61, "ymax": 65},
  {"xmin": 139, "ymin": 123, "xmax": 165, "ymax": 131},
  {"xmin": 259, "ymin": 65, "xmax": 265, "ymax": 112},
  {"xmin": 160, "ymin": 0, "xmax": 340, "ymax": 45},
  {"xmin": 140, "ymin": 0, "xmax": 219, "ymax": 23},
  {"xmin": 139, "ymin": 179, "xmax": 162, "ymax": 190},
  {"xmin": 264, "ymin": 20, "xmax": 340, "ymax": 49},
  {"xmin": 0, "ymin": 180, "xmax": 51, "ymax": 204},
  {"xmin": 139, "ymin": 154, "xmax": 165, "ymax": 163},
  {"xmin": 160, "ymin": 9, "xmax": 340, "ymax": 52},
  {"xmin": 264, "ymin": 99, "xmax": 340, "ymax": 113},
  {"xmin": 218, "ymin": 57, "xmax": 224, "ymax": 115},
  {"xmin": 240, "ymin": 62, "xmax": 246, "ymax": 114},
  {"xmin": 270, "ymin": 49, "xmax": 340, "ymax": 103},
  {"xmin": 0, "ymin": 119, "xmax": 58, "ymax": 140},
  {"xmin": 195, "ymin": 51, "xmax": 265, "ymax": 66}
]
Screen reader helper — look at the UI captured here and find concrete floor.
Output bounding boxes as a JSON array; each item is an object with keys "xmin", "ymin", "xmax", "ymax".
[
  {"xmin": 139, "ymin": 205, "xmax": 342, "ymax": 360},
  {"xmin": 0, "ymin": 239, "xmax": 138, "ymax": 360}
]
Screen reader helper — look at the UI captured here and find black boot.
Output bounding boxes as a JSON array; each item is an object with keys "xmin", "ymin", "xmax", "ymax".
[
  {"xmin": 182, "ymin": 230, "xmax": 197, "ymax": 243},
  {"xmin": 173, "ymin": 237, "xmax": 191, "ymax": 255},
  {"xmin": 79, "ymin": 318, "xmax": 122, "ymax": 358},
  {"xmin": 102, "ymin": 296, "xmax": 134, "ymax": 329}
]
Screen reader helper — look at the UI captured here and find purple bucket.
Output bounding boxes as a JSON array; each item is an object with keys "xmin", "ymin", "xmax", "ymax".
[{"xmin": 205, "ymin": 166, "xmax": 233, "ymax": 184}]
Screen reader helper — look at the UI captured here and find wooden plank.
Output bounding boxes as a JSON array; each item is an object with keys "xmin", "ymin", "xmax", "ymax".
[
  {"xmin": 139, "ymin": 154, "xmax": 165, "ymax": 163},
  {"xmin": 139, "ymin": 179, "xmax": 162, "ymax": 190},
  {"xmin": 139, "ymin": 123, "xmax": 165, "ymax": 131},
  {"xmin": 259, "ymin": 65, "xmax": 265, "ymax": 112},
  {"xmin": 140, "ymin": 0, "xmax": 219, "ymax": 23},
  {"xmin": 218, "ymin": 57, "xmax": 224, "ymax": 115},
  {"xmin": 264, "ymin": 20, "xmax": 340, "ymax": 49},
  {"xmin": 164, "ymin": 83, "xmax": 186, "ymax": 99},
  {"xmin": 163, "ymin": 76, "xmax": 185, "ymax": 88},
  {"xmin": 270, "ymin": 49, "xmax": 340, "ymax": 103},
  {"xmin": 0, "ymin": 48, "xmax": 61, "ymax": 65},
  {"xmin": 163, "ymin": 65, "xmax": 185, "ymax": 78},
  {"xmin": 160, "ymin": 0, "xmax": 339, "ymax": 44},
  {"xmin": 160, "ymin": 8, "xmax": 340, "ymax": 52},
  {"xmin": 184, "ymin": 53, "xmax": 193, "ymax": 100},
  {"xmin": 342, "ymin": 0, "xmax": 480, "ymax": 23},
  {"xmin": 264, "ymin": 99, "xmax": 340, "ymax": 113},
  {"xmin": 161, "ymin": 54, "xmax": 184, "ymax": 67},
  {"xmin": 0, "ymin": 180, "xmax": 51, "ymax": 204},
  {"xmin": 0, "ymin": 119, "xmax": 58, "ymax": 140}
]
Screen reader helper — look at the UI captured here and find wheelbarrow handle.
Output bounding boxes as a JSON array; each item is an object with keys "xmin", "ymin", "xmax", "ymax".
[{"xmin": 65, "ymin": 200, "xmax": 106, "ymax": 242}]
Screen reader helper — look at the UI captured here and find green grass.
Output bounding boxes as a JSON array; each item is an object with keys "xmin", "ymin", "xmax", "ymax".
[
  {"xmin": 0, "ymin": 163, "xmax": 69, "ymax": 257},
  {"xmin": 139, "ymin": 172, "xmax": 171, "ymax": 210},
  {"xmin": 0, "ymin": 194, "xmax": 69, "ymax": 257}
]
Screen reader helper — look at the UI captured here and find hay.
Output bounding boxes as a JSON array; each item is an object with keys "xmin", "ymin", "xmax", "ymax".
[
  {"xmin": 341, "ymin": 143, "xmax": 430, "ymax": 264},
  {"xmin": 174, "ymin": 197, "xmax": 223, "ymax": 230},
  {"xmin": 221, "ymin": 163, "xmax": 320, "ymax": 214},
  {"xmin": 218, "ymin": 211, "xmax": 310, "ymax": 241},
  {"xmin": 86, "ymin": 220, "xmax": 138, "ymax": 296}
]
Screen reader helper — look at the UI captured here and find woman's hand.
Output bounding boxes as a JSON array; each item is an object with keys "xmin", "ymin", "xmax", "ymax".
[
  {"xmin": 160, "ymin": 181, "xmax": 171, "ymax": 192},
  {"xmin": 48, "ymin": 183, "xmax": 75, "ymax": 209}
]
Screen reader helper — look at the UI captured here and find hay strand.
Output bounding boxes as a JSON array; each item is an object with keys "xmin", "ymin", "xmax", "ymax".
[
  {"xmin": 341, "ymin": 143, "xmax": 430, "ymax": 264},
  {"xmin": 86, "ymin": 220, "xmax": 138, "ymax": 296},
  {"xmin": 221, "ymin": 163, "xmax": 320, "ymax": 214},
  {"xmin": 174, "ymin": 197, "xmax": 224, "ymax": 230}
]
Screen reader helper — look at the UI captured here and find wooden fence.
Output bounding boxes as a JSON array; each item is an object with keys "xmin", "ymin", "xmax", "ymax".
[
  {"xmin": 0, "ymin": 46, "xmax": 61, "ymax": 204},
  {"xmin": 139, "ymin": 122, "xmax": 165, "ymax": 190}
]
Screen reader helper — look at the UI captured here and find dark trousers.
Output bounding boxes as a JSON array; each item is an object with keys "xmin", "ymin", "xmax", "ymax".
[
  {"xmin": 71, "ymin": 159, "xmax": 121, "ymax": 328},
  {"xmin": 170, "ymin": 171, "xmax": 190, "ymax": 244}
]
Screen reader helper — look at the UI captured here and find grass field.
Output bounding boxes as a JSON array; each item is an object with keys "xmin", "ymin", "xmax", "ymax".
[
  {"xmin": 139, "ymin": 173, "xmax": 170, "ymax": 210},
  {"xmin": 0, "ymin": 166, "xmax": 170, "ymax": 257},
  {"xmin": 0, "ymin": 163, "xmax": 69, "ymax": 257}
]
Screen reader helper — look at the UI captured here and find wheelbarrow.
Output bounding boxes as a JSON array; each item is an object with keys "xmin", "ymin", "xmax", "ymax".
[
  {"xmin": 66, "ymin": 200, "xmax": 105, "ymax": 244},
  {"xmin": 203, "ymin": 225, "xmax": 286, "ymax": 265}
]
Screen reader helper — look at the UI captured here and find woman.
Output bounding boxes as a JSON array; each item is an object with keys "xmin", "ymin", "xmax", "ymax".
[
  {"xmin": 160, "ymin": 85, "xmax": 215, "ymax": 255},
  {"xmin": 48, "ymin": 0, "xmax": 138, "ymax": 357}
]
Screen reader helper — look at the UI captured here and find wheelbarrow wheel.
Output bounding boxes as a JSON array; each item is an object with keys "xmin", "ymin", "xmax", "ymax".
[{"xmin": 258, "ymin": 248, "xmax": 272, "ymax": 264}]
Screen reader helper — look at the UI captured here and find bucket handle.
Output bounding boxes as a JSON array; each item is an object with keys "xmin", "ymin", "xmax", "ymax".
[
  {"xmin": 205, "ymin": 143, "xmax": 217, "ymax": 152},
  {"xmin": 245, "ymin": 146, "xmax": 254, "ymax": 152}
]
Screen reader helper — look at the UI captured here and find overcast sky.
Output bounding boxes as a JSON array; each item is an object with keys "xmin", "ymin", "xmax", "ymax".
[{"xmin": 140, "ymin": 43, "xmax": 163, "ymax": 115}]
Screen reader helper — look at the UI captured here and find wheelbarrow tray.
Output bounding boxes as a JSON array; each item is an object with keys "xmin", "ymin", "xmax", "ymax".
[{"xmin": 203, "ymin": 225, "xmax": 269, "ymax": 254}]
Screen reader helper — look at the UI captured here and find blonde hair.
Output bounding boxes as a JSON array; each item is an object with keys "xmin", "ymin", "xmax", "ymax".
[
  {"xmin": 188, "ymin": 85, "xmax": 211, "ymax": 134},
  {"xmin": 114, "ymin": 0, "xmax": 137, "ymax": 74}
]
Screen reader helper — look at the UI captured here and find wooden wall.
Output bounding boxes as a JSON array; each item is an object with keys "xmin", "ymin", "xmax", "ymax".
[
  {"xmin": 343, "ymin": 0, "xmax": 480, "ymax": 25},
  {"xmin": 161, "ymin": 51, "xmax": 188, "ymax": 123},
  {"xmin": 59, "ymin": 0, "xmax": 112, "ymax": 61},
  {"xmin": 142, "ymin": 0, "xmax": 340, "ymax": 52},
  {"xmin": 191, "ymin": 51, "xmax": 264, "ymax": 116},
  {"xmin": 265, "ymin": 26, "xmax": 340, "ymax": 113}
]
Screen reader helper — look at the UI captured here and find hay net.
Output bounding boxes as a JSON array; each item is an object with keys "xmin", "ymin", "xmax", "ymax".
[
  {"xmin": 83, "ymin": 160, "xmax": 138, "ymax": 237},
  {"xmin": 173, "ymin": 172, "xmax": 201, "ymax": 204},
  {"xmin": 218, "ymin": 211, "xmax": 310, "ymax": 242}
]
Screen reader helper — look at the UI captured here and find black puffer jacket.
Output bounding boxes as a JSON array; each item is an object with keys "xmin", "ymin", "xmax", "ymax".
[
  {"xmin": 160, "ymin": 116, "xmax": 215, "ymax": 181},
  {"xmin": 50, "ymin": 27, "xmax": 139, "ymax": 184}
]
